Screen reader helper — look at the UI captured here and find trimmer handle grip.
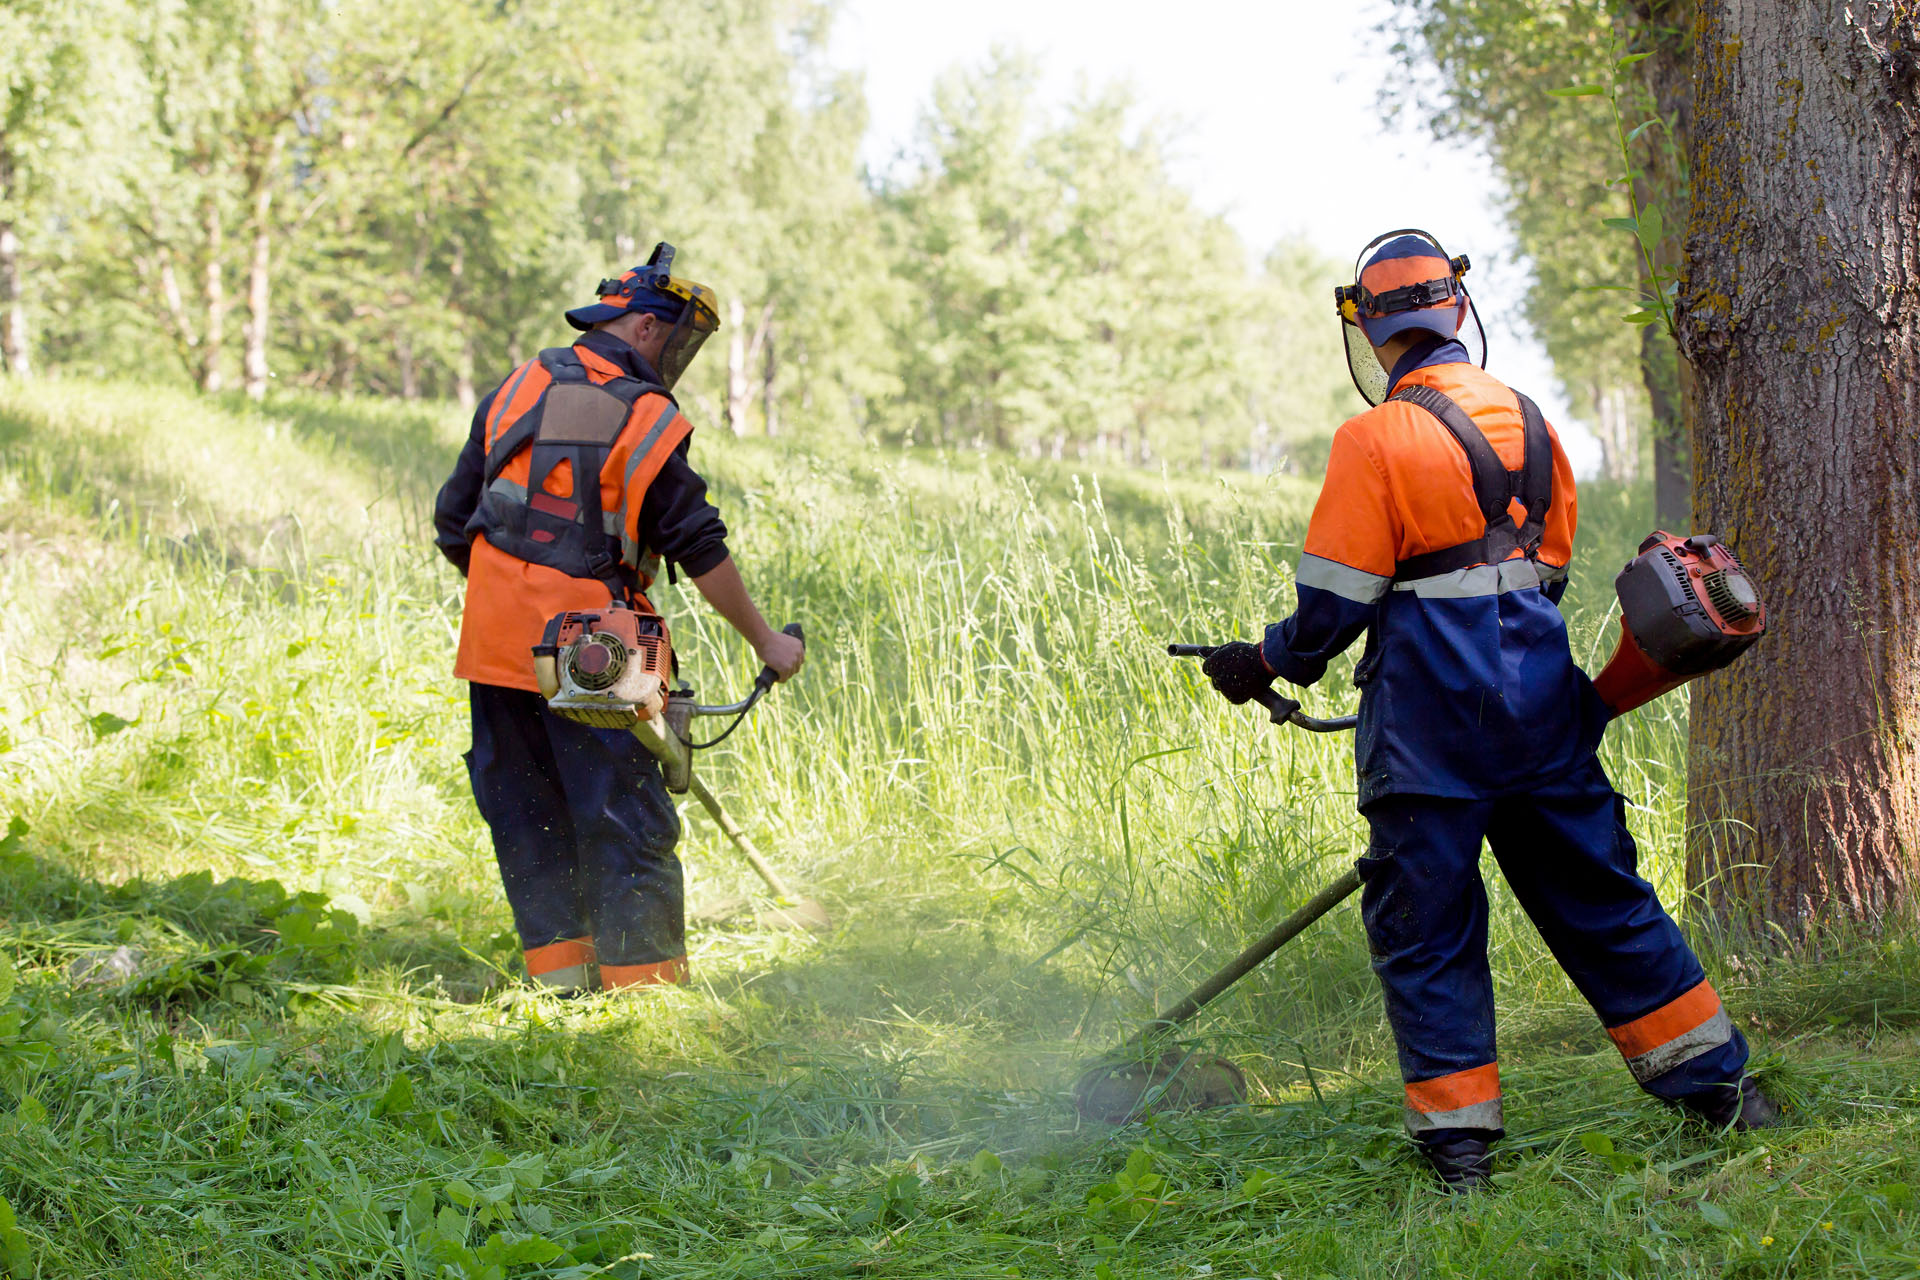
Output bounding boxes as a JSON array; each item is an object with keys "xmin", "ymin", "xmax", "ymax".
[
  {"xmin": 1167, "ymin": 639, "xmax": 1357, "ymax": 733},
  {"xmin": 754, "ymin": 622, "xmax": 805, "ymax": 693},
  {"xmin": 1252, "ymin": 687, "xmax": 1302, "ymax": 726}
]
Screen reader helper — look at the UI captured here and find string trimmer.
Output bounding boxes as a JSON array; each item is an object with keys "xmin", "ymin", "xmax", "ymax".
[
  {"xmin": 1070, "ymin": 642, "xmax": 1359, "ymax": 1124},
  {"xmin": 534, "ymin": 604, "xmax": 829, "ymax": 932}
]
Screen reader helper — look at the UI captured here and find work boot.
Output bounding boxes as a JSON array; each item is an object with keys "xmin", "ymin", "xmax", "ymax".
[
  {"xmin": 1682, "ymin": 1076, "xmax": 1782, "ymax": 1131},
  {"xmin": 1418, "ymin": 1132, "xmax": 1494, "ymax": 1192}
]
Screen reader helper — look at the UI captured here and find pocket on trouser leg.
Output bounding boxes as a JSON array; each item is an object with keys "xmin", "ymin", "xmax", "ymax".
[
  {"xmin": 462, "ymin": 748, "xmax": 488, "ymax": 823},
  {"xmin": 1609, "ymin": 791, "xmax": 1642, "ymax": 875},
  {"xmin": 1355, "ymin": 840, "xmax": 1407, "ymax": 961}
]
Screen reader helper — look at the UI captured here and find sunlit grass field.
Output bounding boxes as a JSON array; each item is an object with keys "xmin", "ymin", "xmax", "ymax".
[{"xmin": 0, "ymin": 379, "xmax": 1916, "ymax": 1278}]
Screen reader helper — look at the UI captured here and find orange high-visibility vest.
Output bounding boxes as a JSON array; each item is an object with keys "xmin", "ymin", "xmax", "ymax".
[{"xmin": 454, "ymin": 344, "xmax": 691, "ymax": 692}]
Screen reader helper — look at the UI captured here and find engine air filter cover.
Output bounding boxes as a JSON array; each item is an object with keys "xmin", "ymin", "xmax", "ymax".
[{"xmin": 568, "ymin": 633, "xmax": 628, "ymax": 690}]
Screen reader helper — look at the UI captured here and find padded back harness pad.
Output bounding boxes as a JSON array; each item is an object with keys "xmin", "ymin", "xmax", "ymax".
[
  {"xmin": 1390, "ymin": 384, "xmax": 1553, "ymax": 581},
  {"xmin": 469, "ymin": 347, "xmax": 673, "ymax": 598}
]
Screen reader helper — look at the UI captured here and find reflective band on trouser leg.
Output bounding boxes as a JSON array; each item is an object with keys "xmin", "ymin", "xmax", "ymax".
[
  {"xmin": 1606, "ymin": 979, "xmax": 1736, "ymax": 1083},
  {"xmin": 524, "ymin": 937, "xmax": 596, "ymax": 991},
  {"xmin": 1403, "ymin": 1063, "xmax": 1503, "ymax": 1134},
  {"xmin": 600, "ymin": 956, "xmax": 689, "ymax": 989}
]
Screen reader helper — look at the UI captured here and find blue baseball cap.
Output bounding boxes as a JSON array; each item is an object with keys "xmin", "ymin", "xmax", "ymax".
[
  {"xmin": 1352, "ymin": 234, "xmax": 1467, "ymax": 345},
  {"xmin": 564, "ymin": 266, "xmax": 689, "ymax": 331}
]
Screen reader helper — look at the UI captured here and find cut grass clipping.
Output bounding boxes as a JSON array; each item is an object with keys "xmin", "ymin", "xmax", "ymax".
[{"xmin": 0, "ymin": 380, "xmax": 1916, "ymax": 1277}]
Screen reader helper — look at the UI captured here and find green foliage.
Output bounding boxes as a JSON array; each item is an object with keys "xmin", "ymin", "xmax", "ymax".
[
  {"xmin": 2, "ymin": 382, "xmax": 1919, "ymax": 1276},
  {"xmin": 9, "ymin": 2, "xmax": 1348, "ymax": 470},
  {"xmin": 878, "ymin": 52, "xmax": 1347, "ymax": 468},
  {"xmin": 1384, "ymin": 0, "xmax": 1691, "ymax": 482}
]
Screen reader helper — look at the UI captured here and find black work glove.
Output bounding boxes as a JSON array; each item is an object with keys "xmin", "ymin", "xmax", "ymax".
[{"xmin": 1201, "ymin": 641, "xmax": 1275, "ymax": 706}]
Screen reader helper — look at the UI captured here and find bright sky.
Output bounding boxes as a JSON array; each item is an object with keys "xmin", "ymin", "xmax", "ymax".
[{"xmin": 830, "ymin": 0, "xmax": 1603, "ymax": 475}]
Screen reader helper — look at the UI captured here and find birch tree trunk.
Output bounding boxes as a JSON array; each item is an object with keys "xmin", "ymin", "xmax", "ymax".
[
  {"xmin": 201, "ymin": 193, "xmax": 225, "ymax": 393},
  {"xmin": 1679, "ymin": 0, "xmax": 1920, "ymax": 932},
  {"xmin": 762, "ymin": 323, "xmax": 779, "ymax": 438},
  {"xmin": 241, "ymin": 136, "xmax": 281, "ymax": 402},
  {"xmin": 726, "ymin": 295, "xmax": 748, "ymax": 435},
  {"xmin": 0, "ymin": 222, "xmax": 27, "ymax": 378},
  {"xmin": 726, "ymin": 297, "xmax": 776, "ymax": 435}
]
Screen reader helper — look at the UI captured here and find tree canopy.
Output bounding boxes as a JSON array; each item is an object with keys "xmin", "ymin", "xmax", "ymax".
[{"xmin": 3, "ymin": 0, "xmax": 1351, "ymax": 471}]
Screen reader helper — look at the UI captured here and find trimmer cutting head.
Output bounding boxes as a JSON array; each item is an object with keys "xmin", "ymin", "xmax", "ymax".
[
  {"xmin": 1071, "ymin": 1049, "xmax": 1248, "ymax": 1124},
  {"xmin": 688, "ymin": 895, "xmax": 831, "ymax": 933}
]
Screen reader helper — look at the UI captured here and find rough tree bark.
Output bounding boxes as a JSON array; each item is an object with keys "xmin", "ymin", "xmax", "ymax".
[{"xmin": 1679, "ymin": 0, "xmax": 1920, "ymax": 932}]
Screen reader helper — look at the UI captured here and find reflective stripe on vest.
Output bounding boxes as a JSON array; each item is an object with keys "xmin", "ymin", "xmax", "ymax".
[
  {"xmin": 617, "ymin": 404, "xmax": 682, "ymax": 569},
  {"xmin": 1390, "ymin": 557, "xmax": 1570, "ymax": 601}
]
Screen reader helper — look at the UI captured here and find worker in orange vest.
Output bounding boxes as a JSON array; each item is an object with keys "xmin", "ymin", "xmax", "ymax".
[
  {"xmin": 434, "ymin": 244, "xmax": 804, "ymax": 994},
  {"xmin": 1203, "ymin": 231, "xmax": 1777, "ymax": 1191}
]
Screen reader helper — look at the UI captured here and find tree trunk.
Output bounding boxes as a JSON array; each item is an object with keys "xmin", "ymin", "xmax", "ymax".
[
  {"xmin": 1678, "ymin": 0, "xmax": 1920, "ymax": 933},
  {"xmin": 726, "ymin": 297, "xmax": 776, "ymax": 435},
  {"xmin": 1591, "ymin": 379, "xmax": 1639, "ymax": 484},
  {"xmin": 1629, "ymin": 0, "xmax": 1697, "ymax": 527},
  {"xmin": 396, "ymin": 334, "xmax": 418, "ymax": 400},
  {"xmin": 241, "ymin": 137, "xmax": 280, "ymax": 402},
  {"xmin": 762, "ymin": 323, "xmax": 779, "ymax": 438},
  {"xmin": 0, "ymin": 221, "xmax": 28, "ymax": 378},
  {"xmin": 726, "ymin": 295, "xmax": 749, "ymax": 435},
  {"xmin": 201, "ymin": 196, "xmax": 225, "ymax": 393},
  {"xmin": 454, "ymin": 339, "xmax": 476, "ymax": 409}
]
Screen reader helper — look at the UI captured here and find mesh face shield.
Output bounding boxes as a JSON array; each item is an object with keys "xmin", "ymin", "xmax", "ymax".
[
  {"xmin": 1334, "ymin": 229, "xmax": 1487, "ymax": 407},
  {"xmin": 1342, "ymin": 319, "xmax": 1392, "ymax": 408},
  {"xmin": 571, "ymin": 243, "xmax": 722, "ymax": 390},
  {"xmin": 652, "ymin": 291, "xmax": 719, "ymax": 390}
]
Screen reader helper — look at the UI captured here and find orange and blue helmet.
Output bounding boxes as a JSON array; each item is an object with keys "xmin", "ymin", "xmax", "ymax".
[
  {"xmin": 1334, "ymin": 229, "xmax": 1486, "ymax": 406},
  {"xmin": 564, "ymin": 242, "xmax": 721, "ymax": 389}
]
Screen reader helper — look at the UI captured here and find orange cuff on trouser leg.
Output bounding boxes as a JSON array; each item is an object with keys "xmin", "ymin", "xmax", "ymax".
[
  {"xmin": 524, "ymin": 937, "xmax": 596, "ymax": 991},
  {"xmin": 1605, "ymin": 979, "xmax": 1736, "ymax": 1083},
  {"xmin": 600, "ymin": 956, "xmax": 689, "ymax": 989},
  {"xmin": 1403, "ymin": 1062, "xmax": 1504, "ymax": 1135}
]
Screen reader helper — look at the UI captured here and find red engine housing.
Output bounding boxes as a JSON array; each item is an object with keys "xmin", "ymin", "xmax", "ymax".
[{"xmin": 1592, "ymin": 531, "xmax": 1765, "ymax": 716}]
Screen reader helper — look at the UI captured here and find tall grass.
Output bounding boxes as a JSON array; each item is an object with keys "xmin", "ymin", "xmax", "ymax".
[
  {"xmin": 1, "ymin": 379, "xmax": 1915, "ymax": 1278},
  {"xmin": 0, "ymin": 378, "xmax": 1691, "ymax": 1067}
]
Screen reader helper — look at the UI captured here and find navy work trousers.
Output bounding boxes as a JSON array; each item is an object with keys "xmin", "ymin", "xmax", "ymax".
[
  {"xmin": 465, "ymin": 682, "xmax": 685, "ymax": 987},
  {"xmin": 1359, "ymin": 756, "xmax": 1748, "ymax": 1138}
]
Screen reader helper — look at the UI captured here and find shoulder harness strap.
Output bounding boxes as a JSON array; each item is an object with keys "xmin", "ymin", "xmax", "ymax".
[
  {"xmin": 1512, "ymin": 391, "xmax": 1552, "ymax": 552},
  {"xmin": 1389, "ymin": 384, "xmax": 1553, "ymax": 581}
]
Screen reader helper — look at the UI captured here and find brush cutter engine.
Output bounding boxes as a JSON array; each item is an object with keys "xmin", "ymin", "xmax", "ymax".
[
  {"xmin": 530, "ymin": 611, "xmax": 827, "ymax": 930},
  {"xmin": 533, "ymin": 603, "xmax": 673, "ymax": 730},
  {"xmin": 1591, "ymin": 531, "xmax": 1766, "ymax": 716}
]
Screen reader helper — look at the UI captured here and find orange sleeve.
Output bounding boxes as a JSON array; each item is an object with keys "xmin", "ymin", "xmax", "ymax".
[{"xmin": 1301, "ymin": 418, "xmax": 1402, "ymax": 579}]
